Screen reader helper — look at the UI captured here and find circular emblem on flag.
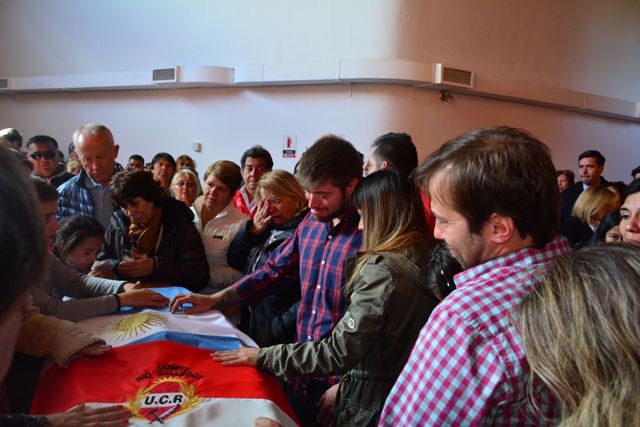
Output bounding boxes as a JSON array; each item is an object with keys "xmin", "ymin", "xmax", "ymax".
[
  {"xmin": 99, "ymin": 311, "xmax": 169, "ymax": 342},
  {"xmin": 127, "ymin": 377, "xmax": 202, "ymax": 423}
]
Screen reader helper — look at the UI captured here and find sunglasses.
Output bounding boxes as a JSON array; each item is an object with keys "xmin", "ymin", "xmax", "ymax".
[{"xmin": 29, "ymin": 150, "xmax": 57, "ymax": 161}]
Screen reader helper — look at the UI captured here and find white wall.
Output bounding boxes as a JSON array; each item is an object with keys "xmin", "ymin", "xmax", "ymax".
[
  {"xmin": 0, "ymin": 0, "xmax": 638, "ymax": 180},
  {"xmin": 397, "ymin": 0, "xmax": 640, "ymax": 101},
  {"xmin": 0, "ymin": 0, "xmax": 399, "ymax": 75}
]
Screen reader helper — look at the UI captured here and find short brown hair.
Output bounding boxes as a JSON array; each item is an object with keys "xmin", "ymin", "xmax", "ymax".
[
  {"xmin": 176, "ymin": 154, "xmax": 197, "ymax": 170},
  {"xmin": 295, "ymin": 134, "xmax": 362, "ymax": 190},
  {"xmin": 556, "ymin": 169, "xmax": 575, "ymax": 186},
  {"xmin": 204, "ymin": 161, "xmax": 242, "ymax": 194},
  {"xmin": 109, "ymin": 169, "xmax": 164, "ymax": 208},
  {"xmin": 31, "ymin": 176, "xmax": 60, "ymax": 203},
  {"xmin": 414, "ymin": 126, "xmax": 560, "ymax": 248}
]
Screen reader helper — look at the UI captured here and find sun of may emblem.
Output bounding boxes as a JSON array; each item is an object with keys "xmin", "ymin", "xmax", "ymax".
[{"xmin": 99, "ymin": 311, "xmax": 169, "ymax": 341}]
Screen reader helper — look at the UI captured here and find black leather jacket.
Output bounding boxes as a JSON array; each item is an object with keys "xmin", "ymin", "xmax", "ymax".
[
  {"xmin": 97, "ymin": 197, "xmax": 209, "ymax": 291},
  {"xmin": 227, "ymin": 209, "xmax": 309, "ymax": 274},
  {"xmin": 227, "ymin": 209, "xmax": 309, "ymax": 346}
]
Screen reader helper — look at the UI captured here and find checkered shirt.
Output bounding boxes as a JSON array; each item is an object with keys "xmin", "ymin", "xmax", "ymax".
[
  {"xmin": 379, "ymin": 239, "xmax": 570, "ymax": 426},
  {"xmin": 234, "ymin": 207, "xmax": 362, "ymax": 402}
]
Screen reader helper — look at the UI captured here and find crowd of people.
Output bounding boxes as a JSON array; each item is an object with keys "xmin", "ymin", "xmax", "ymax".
[{"xmin": 1, "ymin": 123, "xmax": 640, "ymax": 427}]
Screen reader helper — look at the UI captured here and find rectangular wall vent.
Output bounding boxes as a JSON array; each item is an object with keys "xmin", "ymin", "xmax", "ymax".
[
  {"xmin": 443, "ymin": 67, "xmax": 472, "ymax": 86},
  {"xmin": 433, "ymin": 64, "xmax": 473, "ymax": 88},
  {"xmin": 152, "ymin": 68, "xmax": 176, "ymax": 82},
  {"xmin": 0, "ymin": 78, "xmax": 8, "ymax": 89}
]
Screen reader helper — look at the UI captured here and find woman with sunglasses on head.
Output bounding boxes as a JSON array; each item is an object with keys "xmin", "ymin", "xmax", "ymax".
[{"xmin": 213, "ymin": 169, "xmax": 445, "ymax": 427}]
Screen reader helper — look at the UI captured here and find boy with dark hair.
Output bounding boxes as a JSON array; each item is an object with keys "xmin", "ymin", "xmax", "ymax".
[{"xmin": 364, "ymin": 132, "xmax": 418, "ymax": 176}]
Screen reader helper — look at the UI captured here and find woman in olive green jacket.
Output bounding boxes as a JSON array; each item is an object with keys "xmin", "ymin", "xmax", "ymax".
[{"xmin": 213, "ymin": 169, "xmax": 452, "ymax": 427}]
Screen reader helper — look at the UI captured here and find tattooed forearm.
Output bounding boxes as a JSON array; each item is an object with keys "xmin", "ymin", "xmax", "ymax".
[{"xmin": 215, "ymin": 287, "xmax": 243, "ymax": 307}]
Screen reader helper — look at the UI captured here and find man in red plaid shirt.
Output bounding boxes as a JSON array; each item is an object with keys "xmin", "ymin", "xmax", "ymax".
[
  {"xmin": 380, "ymin": 127, "xmax": 570, "ymax": 426},
  {"xmin": 171, "ymin": 134, "xmax": 363, "ymax": 426}
]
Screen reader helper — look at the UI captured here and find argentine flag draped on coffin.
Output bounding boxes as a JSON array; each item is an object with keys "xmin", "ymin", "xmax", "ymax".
[{"xmin": 31, "ymin": 287, "xmax": 300, "ymax": 426}]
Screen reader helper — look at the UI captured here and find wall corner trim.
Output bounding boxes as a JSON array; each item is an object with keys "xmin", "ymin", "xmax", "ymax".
[{"xmin": 0, "ymin": 60, "xmax": 637, "ymax": 122}]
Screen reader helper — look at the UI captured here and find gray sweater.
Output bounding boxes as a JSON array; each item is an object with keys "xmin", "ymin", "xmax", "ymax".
[{"xmin": 31, "ymin": 252, "xmax": 127, "ymax": 322}]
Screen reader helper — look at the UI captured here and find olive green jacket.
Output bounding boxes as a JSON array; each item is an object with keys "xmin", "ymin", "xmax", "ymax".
[{"xmin": 257, "ymin": 237, "xmax": 440, "ymax": 426}]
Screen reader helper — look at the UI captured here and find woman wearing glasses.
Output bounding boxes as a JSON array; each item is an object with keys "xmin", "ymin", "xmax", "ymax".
[
  {"xmin": 96, "ymin": 169, "xmax": 209, "ymax": 291},
  {"xmin": 170, "ymin": 167, "xmax": 202, "ymax": 208}
]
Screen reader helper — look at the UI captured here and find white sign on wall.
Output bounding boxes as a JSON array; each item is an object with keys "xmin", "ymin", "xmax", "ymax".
[{"xmin": 283, "ymin": 134, "xmax": 297, "ymax": 158}]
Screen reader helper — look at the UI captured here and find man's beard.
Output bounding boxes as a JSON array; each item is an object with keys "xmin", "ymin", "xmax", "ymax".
[{"xmin": 312, "ymin": 193, "xmax": 350, "ymax": 223}]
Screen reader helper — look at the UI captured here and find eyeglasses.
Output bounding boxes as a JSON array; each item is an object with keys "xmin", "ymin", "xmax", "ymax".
[
  {"xmin": 175, "ymin": 182, "xmax": 196, "ymax": 188},
  {"xmin": 29, "ymin": 150, "xmax": 57, "ymax": 161}
]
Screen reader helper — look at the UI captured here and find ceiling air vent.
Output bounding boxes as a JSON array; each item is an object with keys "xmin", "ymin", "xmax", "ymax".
[
  {"xmin": 433, "ymin": 64, "xmax": 473, "ymax": 88},
  {"xmin": 152, "ymin": 68, "xmax": 177, "ymax": 82},
  {"xmin": 0, "ymin": 78, "xmax": 9, "ymax": 89}
]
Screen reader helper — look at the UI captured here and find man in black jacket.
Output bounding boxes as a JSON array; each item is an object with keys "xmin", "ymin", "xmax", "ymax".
[
  {"xmin": 363, "ymin": 132, "xmax": 418, "ymax": 176},
  {"xmin": 561, "ymin": 150, "xmax": 608, "ymax": 245},
  {"xmin": 27, "ymin": 135, "xmax": 75, "ymax": 188}
]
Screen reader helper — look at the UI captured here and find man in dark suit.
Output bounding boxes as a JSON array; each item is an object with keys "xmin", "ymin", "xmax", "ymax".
[{"xmin": 561, "ymin": 150, "xmax": 608, "ymax": 245}]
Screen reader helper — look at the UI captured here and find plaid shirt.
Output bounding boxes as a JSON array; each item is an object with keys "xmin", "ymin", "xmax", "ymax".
[
  {"xmin": 234, "ymin": 207, "xmax": 362, "ymax": 402},
  {"xmin": 379, "ymin": 239, "xmax": 570, "ymax": 426}
]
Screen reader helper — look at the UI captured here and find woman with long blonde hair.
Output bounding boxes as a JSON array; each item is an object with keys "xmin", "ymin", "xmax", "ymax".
[
  {"xmin": 518, "ymin": 243, "xmax": 640, "ymax": 427},
  {"xmin": 212, "ymin": 168, "xmax": 446, "ymax": 427}
]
